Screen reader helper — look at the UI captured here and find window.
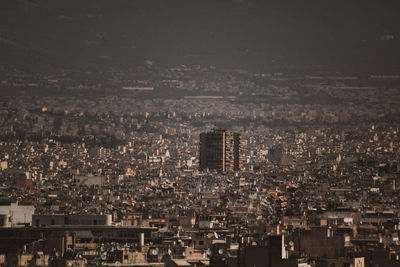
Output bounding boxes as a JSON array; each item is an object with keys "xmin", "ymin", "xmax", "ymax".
[
  {"xmin": 199, "ymin": 241, "xmax": 204, "ymax": 245},
  {"xmin": 51, "ymin": 219, "xmax": 55, "ymax": 225}
]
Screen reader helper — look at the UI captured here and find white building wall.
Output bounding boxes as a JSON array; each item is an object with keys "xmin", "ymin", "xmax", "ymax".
[{"xmin": 0, "ymin": 203, "xmax": 35, "ymax": 225}]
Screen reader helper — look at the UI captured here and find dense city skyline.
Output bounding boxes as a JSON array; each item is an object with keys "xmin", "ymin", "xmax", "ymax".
[{"xmin": 1, "ymin": 1, "xmax": 400, "ymax": 267}]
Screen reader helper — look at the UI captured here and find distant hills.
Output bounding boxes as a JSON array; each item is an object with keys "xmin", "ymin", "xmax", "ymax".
[{"xmin": 1, "ymin": 0, "xmax": 400, "ymax": 73}]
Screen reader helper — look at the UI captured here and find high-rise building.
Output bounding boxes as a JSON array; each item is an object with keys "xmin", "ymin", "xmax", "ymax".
[{"xmin": 199, "ymin": 129, "xmax": 242, "ymax": 172}]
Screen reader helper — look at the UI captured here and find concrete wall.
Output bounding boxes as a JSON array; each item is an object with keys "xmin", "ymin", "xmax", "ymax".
[
  {"xmin": 0, "ymin": 203, "xmax": 34, "ymax": 225},
  {"xmin": 297, "ymin": 227, "xmax": 345, "ymax": 259},
  {"xmin": 74, "ymin": 175, "xmax": 106, "ymax": 186}
]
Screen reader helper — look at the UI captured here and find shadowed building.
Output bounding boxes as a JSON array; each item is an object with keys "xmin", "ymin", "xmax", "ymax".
[{"xmin": 199, "ymin": 129, "xmax": 242, "ymax": 172}]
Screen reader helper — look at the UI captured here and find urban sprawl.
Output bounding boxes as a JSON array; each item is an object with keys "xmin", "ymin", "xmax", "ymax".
[{"xmin": 1, "ymin": 64, "xmax": 400, "ymax": 266}]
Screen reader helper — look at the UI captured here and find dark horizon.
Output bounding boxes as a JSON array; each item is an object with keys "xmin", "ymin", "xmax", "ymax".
[{"xmin": 1, "ymin": 0, "xmax": 400, "ymax": 73}]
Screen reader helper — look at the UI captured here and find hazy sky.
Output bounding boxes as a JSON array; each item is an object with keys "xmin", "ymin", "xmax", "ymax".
[{"xmin": 1, "ymin": 0, "xmax": 400, "ymax": 72}]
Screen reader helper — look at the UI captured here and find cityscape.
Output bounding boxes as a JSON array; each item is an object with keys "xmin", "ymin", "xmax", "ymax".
[{"xmin": 1, "ymin": 1, "xmax": 400, "ymax": 267}]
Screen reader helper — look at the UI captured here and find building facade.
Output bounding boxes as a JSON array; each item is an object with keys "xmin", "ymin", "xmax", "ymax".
[
  {"xmin": 199, "ymin": 129, "xmax": 242, "ymax": 172},
  {"xmin": 0, "ymin": 202, "xmax": 35, "ymax": 226},
  {"xmin": 32, "ymin": 214, "xmax": 112, "ymax": 227}
]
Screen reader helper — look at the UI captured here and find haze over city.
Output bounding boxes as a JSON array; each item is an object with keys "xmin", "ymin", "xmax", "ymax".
[{"xmin": 1, "ymin": 1, "xmax": 400, "ymax": 267}]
